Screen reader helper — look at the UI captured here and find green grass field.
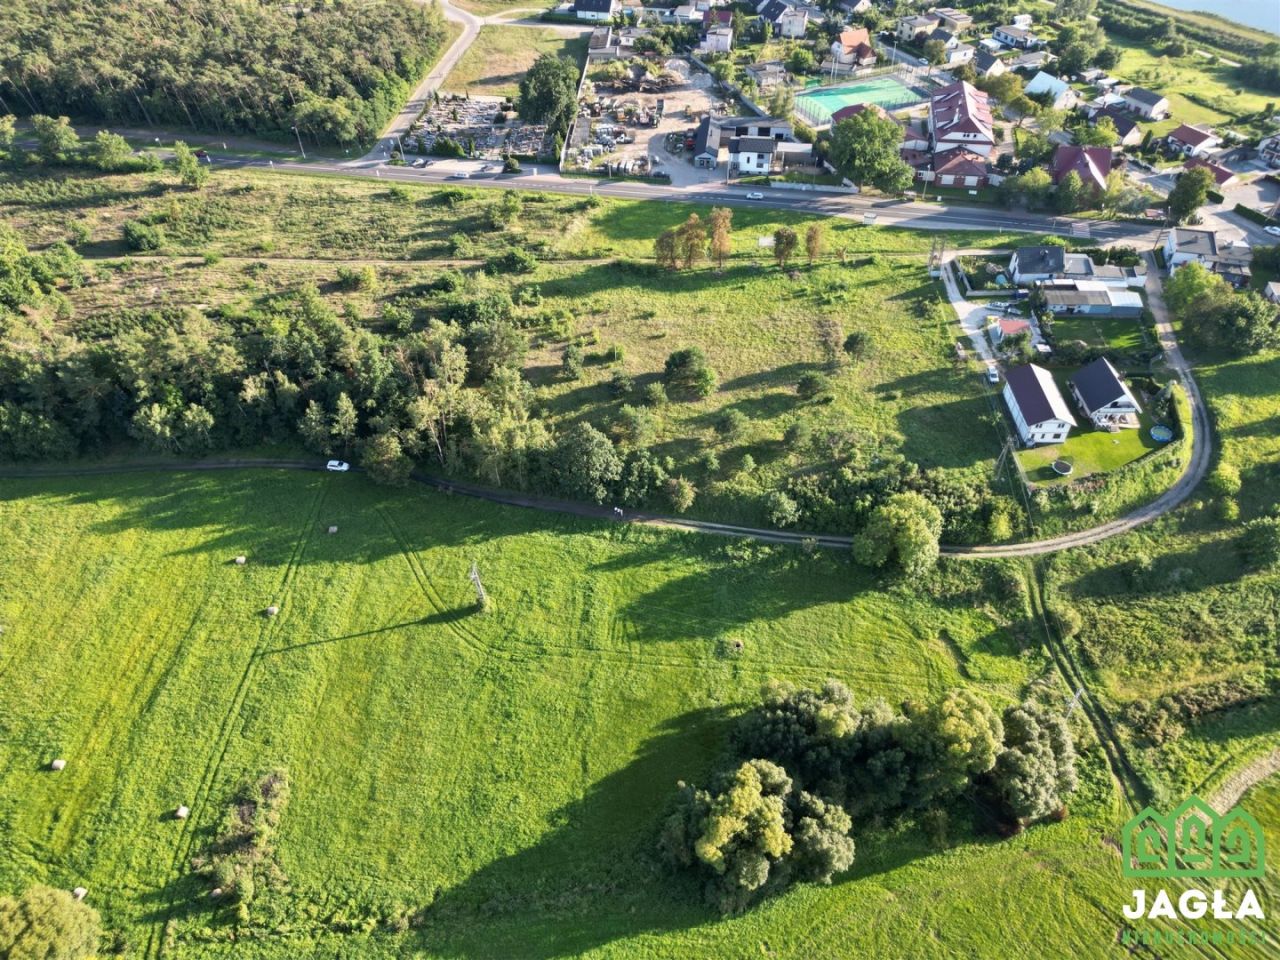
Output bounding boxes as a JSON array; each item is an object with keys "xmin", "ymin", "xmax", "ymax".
[
  {"xmin": 0, "ymin": 467, "xmax": 1143, "ymax": 959},
  {"xmin": 443, "ymin": 27, "xmax": 588, "ymax": 98},
  {"xmin": 1018, "ymin": 416, "xmax": 1161, "ymax": 484},
  {"xmin": 1049, "ymin": 314, "xmax": 1148, "ymax": 355},
  {"xmin": 1109, "ymin": 39, "xmax": 1276, "ymax": 136}
]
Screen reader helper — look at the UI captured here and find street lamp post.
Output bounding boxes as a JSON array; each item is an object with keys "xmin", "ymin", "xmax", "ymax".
[{"xmin": 291, "ymin": 125, "xmax": 306, "ymax": 160}]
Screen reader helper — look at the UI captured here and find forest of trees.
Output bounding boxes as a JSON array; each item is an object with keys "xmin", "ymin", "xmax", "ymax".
[
  {"xmin": 0, "ymin": 0, "xmax": 447, "ymax": 144},
  {"xmin": 660, "ymin": 680, "xmax": 1079, "ymax": 913}
]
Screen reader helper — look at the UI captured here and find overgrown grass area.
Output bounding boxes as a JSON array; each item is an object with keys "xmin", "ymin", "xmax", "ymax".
[
  {"xmin": 1043, "ymin": 345, "xmax": 1280, "ymax": 806},
  {"xmin": 0, "ymin": 166, "xmax": 1075, "ymax": 537},
  {"xmin": 443, "ymin": 26, "xmax": 588, "ymax": 98},
  {"xmin": 1109, "ymin": 39, "xmax": 1277, "ymax": 137},
  {"xmin": 0, "ymin": 468, "xmax": 1182, "ymax": 959}
]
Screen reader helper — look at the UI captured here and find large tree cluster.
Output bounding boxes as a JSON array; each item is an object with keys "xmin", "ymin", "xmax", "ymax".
[
  {"xmin": 0, "ymin": 0, "xmax": 446, "ymax": 144},
  {"xmin": 660, "ymin": 680, "xmax": 1079, "ymax": 913}
]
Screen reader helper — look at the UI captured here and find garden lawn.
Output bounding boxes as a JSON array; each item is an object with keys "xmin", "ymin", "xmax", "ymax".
[
  {"xmin": 0, "ymin": 467, "xmax": 1184, "ymax": 959},
  {"xmin": 442, "ymin": 26, "xmax": 588, "ymax": 98},
  {"xmin": 1049, "ymin": 314, "xmax": 1148, "ymax": 354},
  {"xmin": 1018, "ymin": 416, "xmax": 1160, "ymax": 484}
]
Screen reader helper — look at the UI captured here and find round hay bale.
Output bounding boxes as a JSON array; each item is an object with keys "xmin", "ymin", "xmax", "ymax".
[
  {"xmin": 211, "ymin": 887, "xmax": 224, "ymax": 898},
  {"xmin": 234, "ymin": 555, "xmax": 247, "ymax": 566},
  {"xmin": 72, "ymin": 887, "xmax": 87, "ymax": 901},
  {"xmin": 175, "ymin": 805, "xmax": 190, "ymax": 820},
  {"xmin": 50, "ymin": 759, "xmax": 66, "ymax": 772},
  {"xmin": 265, "ymin": 605, "xmax": 279, "ymax": 617},
  {"xmin": 327, "ymin": 525, "xmax": 338, "ymax": 535}
]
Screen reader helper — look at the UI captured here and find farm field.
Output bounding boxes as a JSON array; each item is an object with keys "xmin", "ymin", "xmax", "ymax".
[
  {"xmin": 442, "ymin": 26, "xmax": 589, "ymax": 98},
  {"xmin": 3, "ymin": 466, "xmax": 1261, "ymax": 960}
]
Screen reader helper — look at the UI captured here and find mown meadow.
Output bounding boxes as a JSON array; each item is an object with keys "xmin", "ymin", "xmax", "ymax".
[{"xmin": 2, "ymin": 467, "xmax": 1253, "ymax": 960}]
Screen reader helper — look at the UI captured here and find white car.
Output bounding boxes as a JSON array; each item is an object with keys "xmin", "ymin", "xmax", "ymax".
[
  {"xmin": 326, "ymin": 460, "xmax": 351, "ymax": 472},
  {"xmin": 412, "ymin": 158, "xmax": 426, "ymax": 168},
  {"xmin": 1265, "ymin": 225, "xmax": 1280, "ymax": 237},
  {"xmin": 985, "ymin": 364, "xmax": 1000, "ymax": 385},
  {"xmin": 448, "ymin": 171, "xmax": 470, "ymax": 179},
  {"xmin": 745, "ymin": 191, "xmax": 765, "ymax": 200}
]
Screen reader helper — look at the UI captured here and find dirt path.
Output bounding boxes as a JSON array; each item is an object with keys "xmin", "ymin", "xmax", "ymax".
[{"xmin": 1210, "ymin": 751, "xmax": 1280, "ymax": 811}]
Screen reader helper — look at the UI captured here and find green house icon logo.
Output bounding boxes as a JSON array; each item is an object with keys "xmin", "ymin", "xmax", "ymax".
[{"xmin": 1121, "ymin": 796, "xmax": 1265, "ymax": 878}]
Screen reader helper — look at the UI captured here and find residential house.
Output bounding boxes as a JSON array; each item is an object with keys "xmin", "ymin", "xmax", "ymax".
[
  {"xmin": 1166, "ymin": 123, "xmax": 1220, "ymax": 158},
  {"xmin": 1023, "ymin": 71, "xmax": 1078, "ymax": 110},
  {"xmin": 945, "ymin": 43, "xmax": 976, "ymax": 66},
  {"xmin": 1042, "ymin": 281, "xmax": 1144, "ymax": 316},
  {"xmin": 930, "ymin": 7, "xmax": 973, "ymax": 33},
  {"xmin": 932, "ymin": 149, "xmax": 990, "ymax": 186},
  {"xmin": 1050, "ymin": 144, "xmax": 1112, "ymax": 193},
  {"xmin": 840, "ymin": 0, "xmax": 873, "ymax": 13},
  {"xmin": 574, "ymin": 0, "xmax": 618, "ymax": 21},
  {"xmin": 987, "ymin": 316, "xmax": 1032, "ymax": 345},
  {"xmin": 671, "ymin": 4, "xmax": 703, "ymax": 24},
  {"xmin": 1070, "ymin": 358, "xmax": 1141, "ymax": 429},
  {"xmin": 694, "ymin": 115, "xmax": 799, "ymax": 169},
  {"xmin": 587, "ymin": 26, "xmax": 614, "ymax": 59},
  {"xmin": 730, "ymin": 137, "xmax": 778, "ymax": 174},
  {"xmin": 929, "ymin": 27, "xmax": 959, "ymax": 50},
  {"xmin": 702, "ymin": 9, "xmax": 733, "ymax": 30},
  {"xmin": 1122, "ymin": 87, "xmax": 1169, "ymax": 120},
  {"xmin": 1184, "ymin": 156, "xmax": 1238, "ymax": 188},
  {"xmin": 745, "ymin": 61, "xmax": 789, "ymax": 93},
  {"xmin": 897, "ymin": 14, "xmax": 940, "ymax": 43},
  {"xmin": 699, "ymin": 25, "xmax": 734, "ymax": 53},
  {"xmin": 928, "ymin": 81, "xmax": 995, "ymax": 157},
  {"xmin": 993, "ymin": 24, "xmax": 1039, "ymax": 49},
  {"xmin": 1089, "ymin": 107, "xmax": 1142, "ymax": 147},
  {"xmin": 1010, "ymin": 13, "xmax": 1034, "ymax": 28},
  {"xmin": 1259, "ymin": 134, "xmax": 1280, "ymax": 168},
  {"xmin": 1008, "ymin": 50, "xmax": 1055, "ymax": 72},
  {"xmin": 1264, "ymin": 280, "xmax": 1280, "ymax": 303},
  {"xmin": 1163, "ymin": 227, "xmax": 1253, "ymax": 288},
  {"xmin": 978, "ymin": 37, "xmax": 1004, "ymax": 54},
  {"xmin": 1010, "ymin": 246, "xmax": 1087, "ymax": 284},
  {"xmin": 1003, "ymin": 364, "xmax": 1077, "ymax": 446},
  {"xmin": 759, "ymin": 0, "xmax": 808, "ymax": 38},
  {"xmin": 831, "ymin": 27, "xmax": 877, "ymax": 69},
  {"xmin": 973, "ymin": 50, "xmax": 1007, "ymax": 79},
  {"xmin": 832, "ymin": 102, "xmax": 889, "ymax": 125}
]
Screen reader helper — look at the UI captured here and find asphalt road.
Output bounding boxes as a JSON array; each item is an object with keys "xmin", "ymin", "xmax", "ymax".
[{"xmin": 210, "ymin": 153, "xmax": 1164, "ymax": 245}]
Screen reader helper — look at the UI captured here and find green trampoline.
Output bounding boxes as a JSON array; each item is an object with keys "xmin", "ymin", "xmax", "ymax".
[{"xmin": 796, "ymin": 75, "xmax": 926, "ymax": 126}]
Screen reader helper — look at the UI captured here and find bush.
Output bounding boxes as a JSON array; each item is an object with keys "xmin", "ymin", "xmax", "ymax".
[
  {"xmin": 796, "ymin": 371, "xmax": 832, "ymax": 401},
  {"xmin": 643, "ymin": 382, "xmax": 668, "ymax": 407},
  {"xmin": 664, "ymin": 476, "xmax": 696, "ymax": 512},
  {"xmin": 716, "ymin": 409, "xmax": 748, "ymax": 440},
  {"xmin": 766, "ymin": 490, "xmax": 801, "ymax": 527},
  {"xmin": 123, "ymin": 219, "xmax": 163, "ymax": 251},
  {"xmin": 1240, "ymin": 517, "xmax": 1280, "ymax": 570},
  {"xmin": 663, "ymin": 347, "xmax": 717, "ymax": 399}
]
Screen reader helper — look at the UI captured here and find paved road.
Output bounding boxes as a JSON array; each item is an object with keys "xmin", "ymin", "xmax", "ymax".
[
  {"xmin": 370, "ymin": 0, "xmax": 483, "ymax": 160},
  {"xmin": 212, "ymin": 151, "xmax": 1164, "ymax": 244}
]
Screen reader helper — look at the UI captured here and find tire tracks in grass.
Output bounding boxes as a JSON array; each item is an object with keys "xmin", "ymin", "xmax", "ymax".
[{"xmin": 145, "ymin": 480, "xmax": 328, "ymax": 960}]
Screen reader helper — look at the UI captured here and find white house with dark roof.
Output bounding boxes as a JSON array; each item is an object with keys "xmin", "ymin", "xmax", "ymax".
[
  {"xmin": 1163, "ymin": 227, "xmax": 1253, "ymax": 288},
  {"xmin": 1166, "ymin": 124, "xmax": 1220, "ymax": 158},
  {"xmin": 574, "ymin": 0, "xmax": 618, "ymax": 20},
  {"xmin": 973, "ymin": 49, "xmax": 1006, "ymax": 78},
  {"xmin": 1122, "ymin": 87, "xmax": 1170, "ymax": 120},
  {"xmin": 1070, "ymin": 358, "xmax": 1141, "ymax": 429},
  {"xmin": 993, "ymin": 24, "xmax": 1039, "ymax": 48},
  {"xmin": 1003, "ymin": 364, "xmax": 1076, "ymax": 445}
]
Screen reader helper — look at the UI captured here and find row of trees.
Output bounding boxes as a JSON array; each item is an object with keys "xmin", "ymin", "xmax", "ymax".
[
  {"xmin": 1164, "ymin": 259, "xmax": 1280, "ymax": 355},
  {"xmin": 654, "ymin": 211, "xmax": 828, "ymax": 271},
  {"xmin": 0, "ymin": 0, "xmax": 446, "ymax": 144},
  {"xmin": 660, "ymin": 680, "xmax": 1078, "ymax": 913}
]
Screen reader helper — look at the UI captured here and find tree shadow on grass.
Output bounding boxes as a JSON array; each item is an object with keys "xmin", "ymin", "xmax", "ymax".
[
  {"xmin": 619, "ymin": 549, "xmax": 860, "ymax": 643},
  {"xmin": 409, "ymin": 706, "xmax": 732, "ymax": 959}
]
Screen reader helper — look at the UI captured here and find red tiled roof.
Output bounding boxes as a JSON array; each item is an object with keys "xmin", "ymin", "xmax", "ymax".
[
  {"xmin": 930, "ymin": 80, "xmax": 993, "ymax": 144},
  {"xmin": 1167, "ymin": 123, "xmax": 1216, "ymax": 148},
  {"xmin": 838, "ymin": 27, "xmax": 870, "ymax": 49},
  {"xmin": 1050, "ymin": 144, "xmax": 1112, "ymax": 191},
  {"xmin": 933, "ymin": 149, "xmax": 988, "ymax": 178},
  {"xmin": 831, "ymin": 102, "xmax": 888, "ymax": 124},
  {"xmin": 999, "ymin": 318, "xmax": 1031, "ymax": 336},
  {"xmin": 1184, "ymin": 156, "xmax": 1235, "ymax": 185}
]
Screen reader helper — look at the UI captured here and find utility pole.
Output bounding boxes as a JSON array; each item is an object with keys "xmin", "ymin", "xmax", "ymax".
[
  {"xmin": 469, "ymin": 562, "xmax": 489, "ymax": 612},
  {"xmin": 291, "ymin": 125, "xmax": 306, "ymax": 160},
  {"xmin": 1066, "ymin": 686, "xmax": 1086, "ymax": 714}
]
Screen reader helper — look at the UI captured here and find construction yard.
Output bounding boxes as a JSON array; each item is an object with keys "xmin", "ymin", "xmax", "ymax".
[
  {"xmin": 410, "ymin": 94, "xmax": 549, "ymax": 161},
  {"xmin": 568, "ymin": 60, "xmax": 725, "ymax": 183}
]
